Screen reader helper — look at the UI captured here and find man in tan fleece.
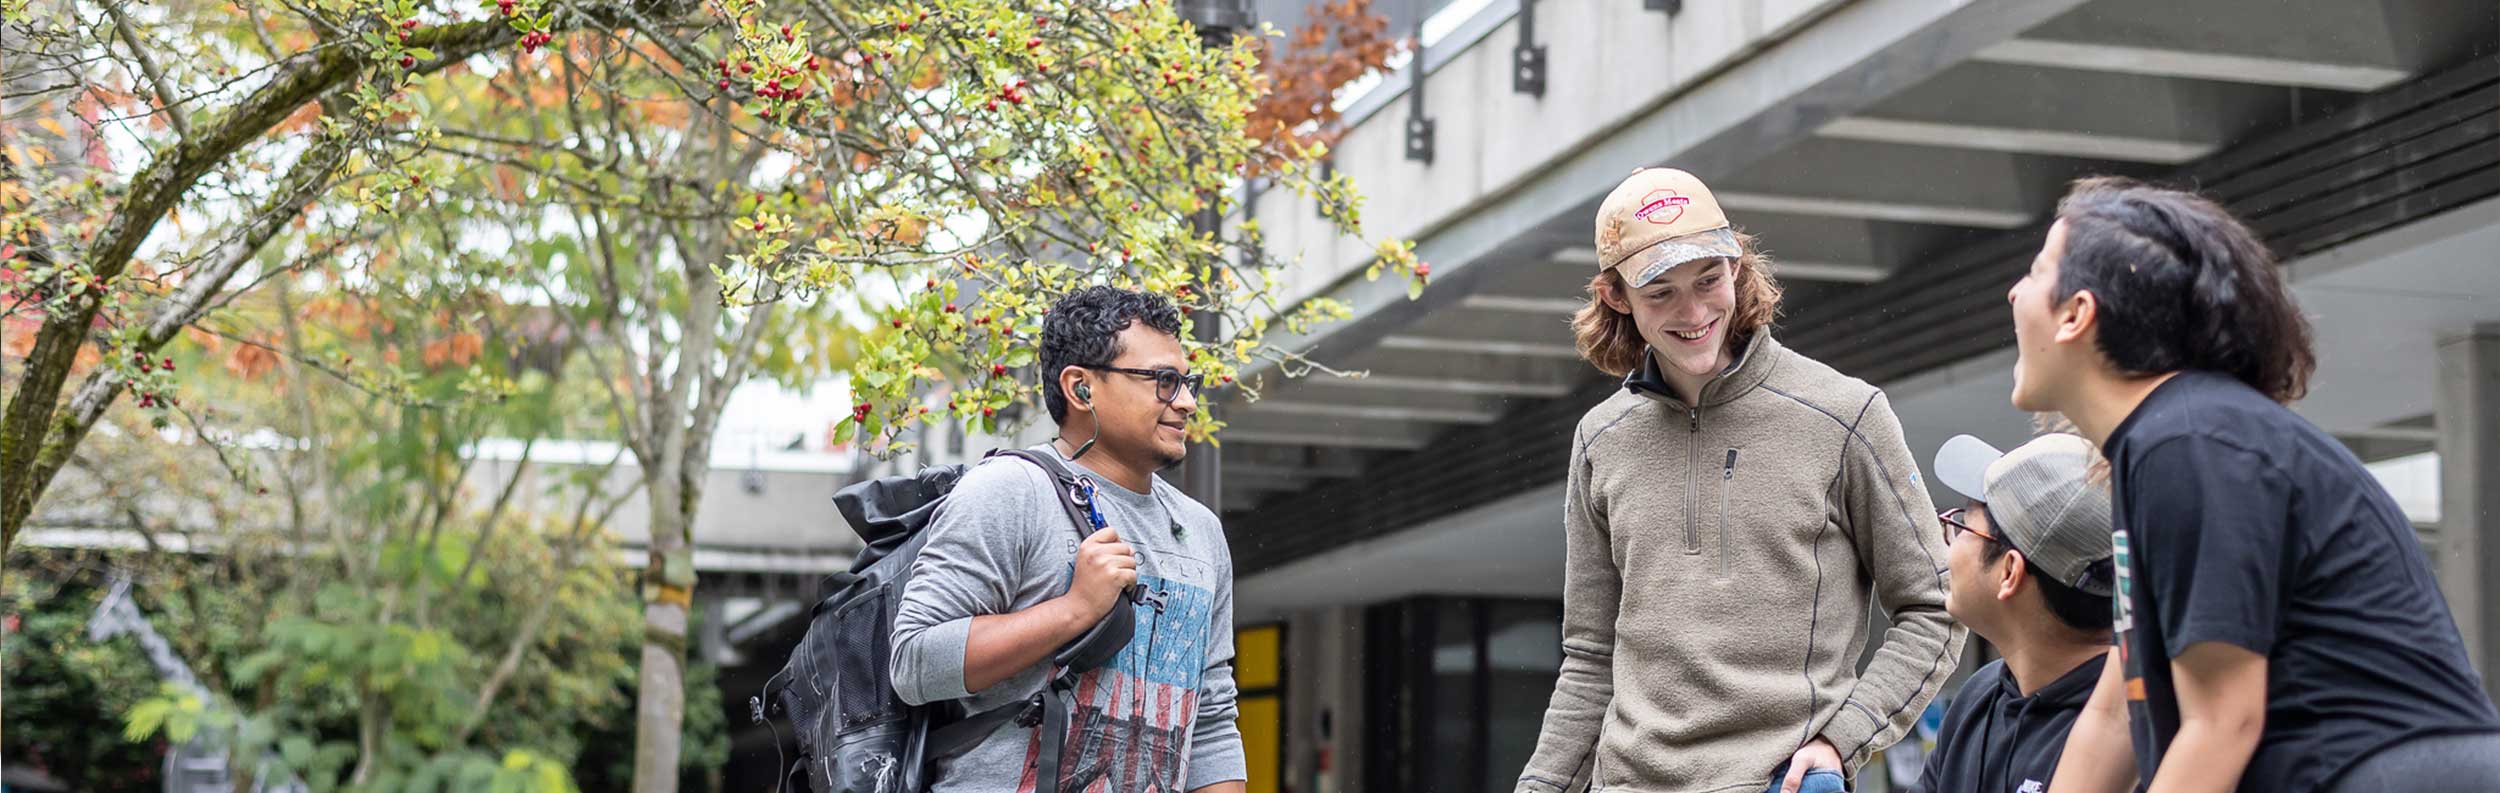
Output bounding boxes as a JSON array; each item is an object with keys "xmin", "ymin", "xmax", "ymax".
[{"xmin": 1517, "ymin": 168, "xmax": 1967, "ymax": 793}]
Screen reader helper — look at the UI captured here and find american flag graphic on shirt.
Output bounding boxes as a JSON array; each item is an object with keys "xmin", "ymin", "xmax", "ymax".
[{"xmin": 1019, "ymin": 573, "xmax": 1216, "ymax": 793}]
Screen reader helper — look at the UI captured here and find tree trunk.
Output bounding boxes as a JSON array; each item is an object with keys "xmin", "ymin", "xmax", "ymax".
[{"xmin": 631, "ymin": 477, "xmax": 692, "ymax": 793}]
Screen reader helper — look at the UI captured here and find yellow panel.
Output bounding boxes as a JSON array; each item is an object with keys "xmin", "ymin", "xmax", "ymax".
[
  {"xmin": 1236, "ymin": 624, "xmax": 1281, "ymax": 690},
  {"xmin": 1239, "ymin": 695, "xmax": 1281, "ymax": 793}
]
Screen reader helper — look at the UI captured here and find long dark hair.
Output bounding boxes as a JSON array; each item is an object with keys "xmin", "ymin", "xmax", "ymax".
[{"xmin": 2053, "ymin": 177, "xmax": 2315, "ymax": 404}]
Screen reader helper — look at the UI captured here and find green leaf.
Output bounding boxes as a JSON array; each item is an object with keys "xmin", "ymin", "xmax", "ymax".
[
  {"xmin": 123, "ymin": 699, "xmax": 172, "ymax": 741},
  {"xmin": 165, "ymin": 709, "xmax": 198, "ymax": 743},
  {"xmin": 406, "ymin": 47, "xmax": 436, "ymax": 60},
  {"xmin": 234, "ymin": 649, "xmax": 286, "ymax": 684},
  {"xmin": 1406, "ymin": 277, "xmax": 1424, "ymax": 300},
  {"xmin": 1001, "ymin": 346, "xmax": 1037, "ymax": 368},
  {"xmin": 281, "ymin": 736, "xmax": 318, "ymax": 770}
]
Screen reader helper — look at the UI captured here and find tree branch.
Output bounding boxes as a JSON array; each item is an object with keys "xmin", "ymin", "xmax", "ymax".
[
  {"xmin": 0, "ymin": 0, "xmax": 705, "ymax": 553},
  {"xmin": 106, "ymin": 3, "xmax": 192, "ymax": 139}
]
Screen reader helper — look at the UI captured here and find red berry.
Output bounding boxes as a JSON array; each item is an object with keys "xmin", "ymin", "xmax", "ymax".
[
  {"xmin": 984, "ymin": 99, "xmax": 997, "ymax": 111},
  {"xmin": 890, "ymin": 318, "xmax": 905, "ymax": 328},
  {"xmin": 1035, "ymin": 16, "xmax": 1048, "ymax": 26},
  {"xmin": 753, "ymin": 220, "xmax": 766, "ymax": 231},
  {"xmin": 942, "ymin": 303, "xmax": 958, "ymax": 313},
  {"xmin": 981, "ymin": 406, "xmax": 996, "ymax": 418},
  {"xmin": 716, "ymin": 58, "xmax": 728, "ymax": 69},
  {"xmin": 162, "ymin": 357, "xmax": 173, "ymax": 370},
  {"xmin": 897, "ymin": 21, "xmax": 910, "ymax": 32},
  {"xmin": 765, "ymin": 79, "xmax": 779, "ymax": 90},
  {"xmin": 1414, "ymin": 262, "xmax": 1432, "ymax": 277},
  {"xmin": 925, "ymin": 278, "xmax": 936, "ymax": 288},
  {"xmin": 717, "ymin": 79, "xmax": 730, "ymax": 90},
  {"xmin": 807, "ymin": 57, "xmax": 819, "ymax": 71},
  {"xmin": 400, "ymin": 55, "xmax": 415, "ymax": 68},
  {"xmin": 780, "ymin": 24, "xmax": 793, "ymax": 40},
  {"xmin": 991, "ymin": 364, "xmax": 1007, "ymax": 377},
  {"xmin": 1026, "ymin": 38, "xmax": 1040, "ymax": 49},
  {"xmin": 398, "ymin": 30, "xmax": 411, "ymax": 41},
  {"xmin": 739, "ymin": 62, "xmax": 753, "ymax": 74},
  {"xmin": 400, "ymin": 18, "xmax": 418, "ymax": 29}
]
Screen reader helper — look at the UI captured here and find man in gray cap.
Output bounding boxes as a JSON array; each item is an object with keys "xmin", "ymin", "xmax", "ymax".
[{"xmin": 1911, "ymin": 433, "xmax": 2115, "ymax": 793}]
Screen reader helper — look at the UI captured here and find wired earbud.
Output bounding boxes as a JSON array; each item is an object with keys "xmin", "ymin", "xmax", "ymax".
[{"xmin": 1063, "ymin": 378, "xmax": 1100, "ymax": 460}]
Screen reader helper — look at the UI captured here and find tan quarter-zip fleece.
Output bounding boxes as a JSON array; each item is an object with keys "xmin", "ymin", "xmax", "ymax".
[{"xmin": 1516, "ymin": 333, "xmax": 1966, "ymax": 793}]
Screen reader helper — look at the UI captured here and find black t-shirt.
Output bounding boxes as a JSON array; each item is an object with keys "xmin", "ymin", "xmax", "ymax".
[
  {"xmin": 1913, "ymin": 654, "xmax": 2104, "ymax": 793},
  {"xmin": 2106, "ymin": 371, "xmax": 2500, "ymax": 792}
]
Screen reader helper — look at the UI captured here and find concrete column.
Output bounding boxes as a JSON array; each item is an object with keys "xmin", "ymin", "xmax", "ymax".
[
  {"xmin": 2435, "ymin": 324, "xmax": 2500, "ymax": 704},
  {"xmin": 697, "ymin": 590, "xmax": 737, "ymax": 667}
]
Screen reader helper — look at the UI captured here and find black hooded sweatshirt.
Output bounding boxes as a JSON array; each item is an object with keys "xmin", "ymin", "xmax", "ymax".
[{"xmin": 1912, "ymin": 653, "xmax": 2106, "ymax": 793}]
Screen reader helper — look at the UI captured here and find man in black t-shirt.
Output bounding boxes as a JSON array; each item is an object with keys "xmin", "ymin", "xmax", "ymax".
[{"xmin": 2002, "ymin": 177, "xmax": 2500, "ymax": 793}]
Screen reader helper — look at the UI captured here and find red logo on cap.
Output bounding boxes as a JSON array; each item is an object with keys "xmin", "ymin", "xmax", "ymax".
[{"xmin": 1635, "ymin": 190, "xmax": 1690, "ymax": 225}]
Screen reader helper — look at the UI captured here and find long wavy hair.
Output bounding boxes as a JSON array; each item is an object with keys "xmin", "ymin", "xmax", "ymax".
[{"xmin": 1571, "ymin": 231, "xmax": 1784, "ymax": 378}]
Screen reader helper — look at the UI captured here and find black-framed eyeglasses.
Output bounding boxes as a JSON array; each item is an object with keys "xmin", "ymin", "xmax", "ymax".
[
  {"xmin": 1079, "ymin": 365, "xmax": 1204, "ymax": 404},
  {"xmin": 1939, "ymin": 507, "xmax": 1997, "ymax": 546}
]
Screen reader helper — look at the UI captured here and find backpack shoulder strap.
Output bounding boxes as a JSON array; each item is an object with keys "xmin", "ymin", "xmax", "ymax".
[{"xmin": 982, "ymin": 448, "xmax": 1100, "ymax": 539}]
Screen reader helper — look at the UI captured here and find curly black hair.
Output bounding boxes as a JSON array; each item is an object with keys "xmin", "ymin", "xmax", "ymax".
[
  {"xmin": 2054, "ymin": 177, "xmax": 2316, "ymax": 404},
  {"xmin": 1038, "ymin": 286, "xmax": 1184, "ymax": 424}
]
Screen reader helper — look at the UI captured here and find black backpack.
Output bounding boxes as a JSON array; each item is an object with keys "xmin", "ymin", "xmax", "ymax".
[{"xmin": 754, "ymin": 449, "xmax": 1137, "ymax": 793}]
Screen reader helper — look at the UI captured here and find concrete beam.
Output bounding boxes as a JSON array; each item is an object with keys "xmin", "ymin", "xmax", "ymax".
[
  {"xmin": 1713, "ymin": 139, "xmax": 2083, "ymax": 229},
  {"xmin": 1717, "ymin": 191, "xmax": 2035, "ymax": 229},
  {"xmin": 1311, "ymin": 374, "xmax": 1572, "ymax": 398},
  {"xmin": 1979, "ymin": 0, "xmax": 2487, "ymax": 91},
  {"xmin": 1461, "ymin": 295, "xmax": 1586, "ymax": 315},
  {"xmin": 1818, "ymin": 116, "xmax": 2213, "ymax": 164},
  {"xmin": 1972, "ymin": 38, "xmax": 2408, "ymax": 92},
  {"xmin": 1377, "ymin": 335, "xmax": 1582, "ymax": 360},
  {"xmin": 2435, "ymin": 324, "xmax": 2500, "ymax": 704},
  {"xmin": 1220, "ymin": 429, "xmax": 1433, "ymax": 451},
  {"xmin": 1770, "ymin": 259, "xmax": 1893, "ymax": 283},
  {"xmin": 1239, "ymin": 398, "xmax": 1505, "ymax": 424}
]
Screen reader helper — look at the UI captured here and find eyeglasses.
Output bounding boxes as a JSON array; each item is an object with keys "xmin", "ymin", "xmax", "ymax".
[
  {"xmin": 1939, "ymin": 507, "xmax": 1998, "ymax": 546},
  {"xmin": 1079, "ymin": 365, "xmax": 1205, "ymax": 404}
]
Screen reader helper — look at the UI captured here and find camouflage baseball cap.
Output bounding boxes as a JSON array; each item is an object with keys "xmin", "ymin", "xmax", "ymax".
[{"xmin": 1594, "ymin": 168, "xmax": 1742, "ymax": 288}]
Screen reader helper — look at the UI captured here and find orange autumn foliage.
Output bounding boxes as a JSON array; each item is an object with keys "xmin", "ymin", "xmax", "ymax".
[
  {"xmin": 1244, "ymin": 0, "xmax": 1404, "ymax": 175},
  {"xmin": 226, "ymin": 338, "xmax": 277, "ymax": 381},
  {"xmin": 420, "ymin": 331, "xmax": 483, "ymax": 369}
]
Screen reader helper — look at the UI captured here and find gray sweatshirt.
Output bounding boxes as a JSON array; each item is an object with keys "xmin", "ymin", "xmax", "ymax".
[
  {"xmin": 891, "ymin": 446, "xmax": 1245, "ymax": 793},
  {"xmin": 1518, "ymin": 334, "xmax": 1966, "ymax": 793}
]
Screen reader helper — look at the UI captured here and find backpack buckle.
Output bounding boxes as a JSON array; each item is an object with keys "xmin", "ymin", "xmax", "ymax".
[{"xmin": 1015, "ymin": 694, "xmax": 1045, "ymax": 728}]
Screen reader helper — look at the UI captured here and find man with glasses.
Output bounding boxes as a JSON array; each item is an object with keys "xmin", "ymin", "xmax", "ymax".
[
  {"xmin": 892, "ymin": 286, "xmax": 1245, "ymax": 793},
  {"xmin": 1911, "ymin": 433, "xmax": 2114, "ymax": 793}
]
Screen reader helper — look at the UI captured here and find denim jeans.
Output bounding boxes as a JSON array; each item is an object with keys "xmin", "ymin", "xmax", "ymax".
[{"xmin": 1761, "ymin": 763, "xmax": 1847, "ymax": 793}]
